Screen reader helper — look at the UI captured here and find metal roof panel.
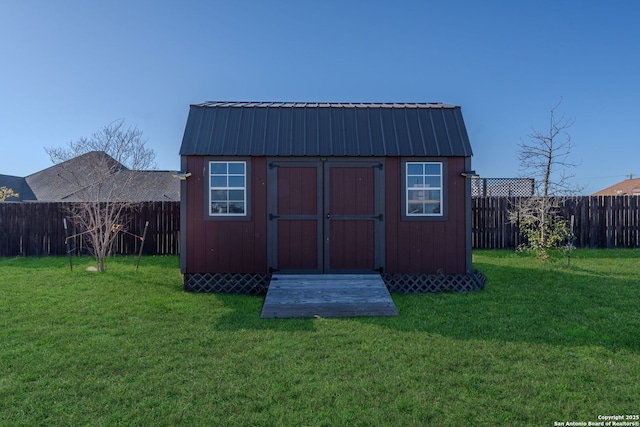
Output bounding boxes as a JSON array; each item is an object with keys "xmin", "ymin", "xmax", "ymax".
[{"xmin": 179, "ymin": 102, "xmax": 473, "ymax": 157}]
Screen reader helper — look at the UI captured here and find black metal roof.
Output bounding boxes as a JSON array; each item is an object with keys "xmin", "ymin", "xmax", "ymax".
[{"xmin": 179, "ymin": 102, "xmax": 472, "ymax": 157}]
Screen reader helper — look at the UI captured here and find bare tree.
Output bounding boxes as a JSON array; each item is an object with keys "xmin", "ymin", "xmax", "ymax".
[
  {"xmin": 518, "ymin": 99, "xmax": 579, "ymax": 198},
  {"xmin": 46, "ymin": 120, "xmax": 156, "ymax": 271},
  {"xmin": 510, "ymin": 100, "xmax": 580, "ymax": 259}
]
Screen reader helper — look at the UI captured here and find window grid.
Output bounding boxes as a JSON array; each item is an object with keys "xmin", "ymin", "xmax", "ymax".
[
  {"xmin": 406, "ymin": 162, "xmax": 443, "ymax": 216},
  {"xmin": 209, "ymin": 161, "xmax": 246, "ymax": 216}
]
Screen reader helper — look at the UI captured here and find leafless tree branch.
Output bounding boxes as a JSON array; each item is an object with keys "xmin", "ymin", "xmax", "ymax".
[
  {"xmin": 510, "ymin": 99, "xmax": 580, "ymax": 258},
  {"xmin": 45, "ymin": 120, "xmax": 155, "ymax": 271}
]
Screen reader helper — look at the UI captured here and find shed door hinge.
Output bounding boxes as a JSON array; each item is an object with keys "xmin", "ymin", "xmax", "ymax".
[{"xmin": 269, "ymin": 213, "xmax": 280, "ymax": 220}]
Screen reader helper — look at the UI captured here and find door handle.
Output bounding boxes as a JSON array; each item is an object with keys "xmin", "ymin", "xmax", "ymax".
[{"xmin": 326, "ymin": 213, "xmax": 330, "ymax": 219}]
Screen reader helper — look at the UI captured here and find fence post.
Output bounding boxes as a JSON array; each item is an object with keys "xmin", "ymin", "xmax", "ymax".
[{"xmin": 3, "ymin": 199, "xmax": 640, "ymax": 255}]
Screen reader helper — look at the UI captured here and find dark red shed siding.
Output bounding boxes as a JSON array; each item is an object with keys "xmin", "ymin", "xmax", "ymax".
[
  {"xmin": 184, "ymin": 156, "xmax": 268, "ymax": 274},
  {"xmin": 384, "ymin": 156, "xmax": 469, "ymax": 275},
  {"xmin": 183, "ymin": 154, "xmax": 470, "ymax": 276}
]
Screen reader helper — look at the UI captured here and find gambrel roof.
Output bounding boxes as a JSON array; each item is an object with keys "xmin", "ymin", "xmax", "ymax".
[{"xmin": 180, "ymin": 102, "xmax": 473, "ymax": 157}]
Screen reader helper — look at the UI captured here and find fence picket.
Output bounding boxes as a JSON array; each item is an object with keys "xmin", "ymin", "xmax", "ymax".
[
  {"xmin": 1, "ymin": 197, "xmax": 639, "ymax": 256},
  {"xmin": 0, "ymin": 202, "xmax": 181, "ymax": 257},
  {"xmin": 470, "ymin": 196, "xmax": 640, "ymax": 249}
]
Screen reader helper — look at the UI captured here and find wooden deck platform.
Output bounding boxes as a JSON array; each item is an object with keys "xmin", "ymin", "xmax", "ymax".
[{"xmin": 260, "ymin": 274, "xmax": 398, "ymax": 319}]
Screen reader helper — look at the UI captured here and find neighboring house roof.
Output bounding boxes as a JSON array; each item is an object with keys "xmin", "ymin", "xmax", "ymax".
[
  {"xmin": 592, "ymin": 178, "xmax": 640, "ymax": 196},
  {"xmin": 26, "ymin": 151, "xmax": 127, "ymax": 201},
  {"xmin": 59, "ymin": 170, "xmax": 180, "ymax": 202},
  {"xmin": 114, "ymin": 170, "xmax": 180, "ymax": 202},
  {"xmin": 0, "ymin": 174, "xmax": 37, "ymax": 201},
  {"xmin": 180, "ymin": 101, "xmax": 473, "ymax": 157},
  {"xmin": 3, "ymin": 151, "xmax": 179, "ymax": 202}
]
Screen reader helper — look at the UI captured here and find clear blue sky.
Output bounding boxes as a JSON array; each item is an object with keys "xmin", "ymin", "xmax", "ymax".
[{"xmin": 1, "ymin": 0, "xmax": 638, "ymax": 194}]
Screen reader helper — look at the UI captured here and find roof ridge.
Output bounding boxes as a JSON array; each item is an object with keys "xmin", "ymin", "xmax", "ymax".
[{"xmin": 194, "ymin": 101, "xmax": 458, "ymax": 109}]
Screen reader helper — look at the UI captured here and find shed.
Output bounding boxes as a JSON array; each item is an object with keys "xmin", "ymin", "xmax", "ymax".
[{"xmin": 179, "ymin": 102, "xmax": 483, "ymax": 294}]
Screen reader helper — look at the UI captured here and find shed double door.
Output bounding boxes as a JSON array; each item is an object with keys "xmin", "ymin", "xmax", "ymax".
[{"xmin": 268, "ymin": 160, "xmax": 384, "ymax": 274}]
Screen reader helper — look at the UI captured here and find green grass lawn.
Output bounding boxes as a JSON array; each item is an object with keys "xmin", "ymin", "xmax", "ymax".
[{"xmin": 0, "ymin": 251, "xmax": 638, "ymax": 426}]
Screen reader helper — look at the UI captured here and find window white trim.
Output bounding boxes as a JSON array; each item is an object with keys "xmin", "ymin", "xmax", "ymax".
[
  {"xmin": 405, "ymin": 161, "xmax": 443, "ymax": 217},
  {"xmin": 209, "ymin": 161, "xmax": 247, "ymax": 216}
]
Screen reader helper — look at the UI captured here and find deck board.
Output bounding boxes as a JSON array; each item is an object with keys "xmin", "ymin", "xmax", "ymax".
[{"xmin": 261, "ymin": 274, "xmax": 398, "ymax": 318}]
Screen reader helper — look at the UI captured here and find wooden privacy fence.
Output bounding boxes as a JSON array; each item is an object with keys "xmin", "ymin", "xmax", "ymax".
[
  {"xmin": 1, "ymin": 197, "xmax": 639, "ymax": 256},
  {"xmin": 0, "ymin": 201, "xmax": 180, "ymax": 257},
  {"xmin": 472, "ymin": 196, "xmax": 640, "ymax": 249}
]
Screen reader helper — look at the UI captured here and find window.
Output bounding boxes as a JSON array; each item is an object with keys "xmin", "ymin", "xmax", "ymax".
[
  {"xmin": 209, "ymin": 161, "xmax": 246, "ymax": 216},
  {"xmin": 406, "ymin": 162, "xmax": 443, "ymax": 216}
]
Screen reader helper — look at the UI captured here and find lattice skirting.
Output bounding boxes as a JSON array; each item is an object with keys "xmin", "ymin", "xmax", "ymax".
[
  {"xmin": 382, "ymin": 271, "xmax": 486, "ymax": 293},
  {"xmin": 184, "ymin": 271, "xmax": 486, "ymax": 295},
  {"xmin": 184, "ymin": 273, "xmax": 271, "ymax": 295}
]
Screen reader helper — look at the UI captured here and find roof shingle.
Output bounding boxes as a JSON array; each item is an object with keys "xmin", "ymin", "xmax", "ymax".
[
  {"xmin": 0, "ymin": 175, "xmax": 36, "ymax": 201},
  {"xmin": 592, "ymin": 178, "xmax": 640, "ymax": 196},
  {"xmin": 6, "ymin": 151, "xmax": 181, "ymax": 202}
]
